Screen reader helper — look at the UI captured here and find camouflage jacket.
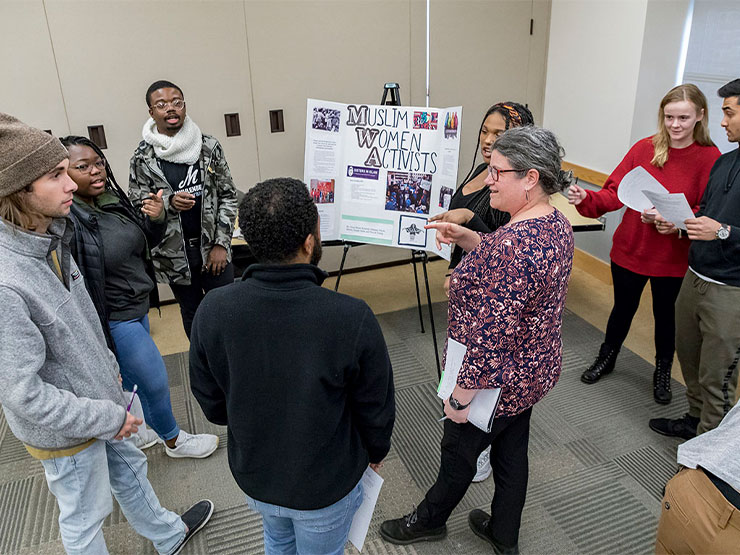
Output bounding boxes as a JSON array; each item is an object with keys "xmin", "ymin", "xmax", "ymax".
[{"xmin": 128, "ymin": 134, "xmax": 238, "ymax": 285}]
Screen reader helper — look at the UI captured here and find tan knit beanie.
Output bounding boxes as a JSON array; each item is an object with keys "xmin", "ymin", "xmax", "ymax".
[{"xmin": 0, "ymin": 113, "xmax": 68, "ymax": 198}]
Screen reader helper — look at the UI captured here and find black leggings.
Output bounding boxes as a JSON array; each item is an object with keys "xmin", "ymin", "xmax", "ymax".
[
  {"xmin": 604, "ymin": 262, "xmax": 683, "ymax": 360},
  {"xmin": 416, "ymin": 408, "xmax": 532, "ymax": 548}
]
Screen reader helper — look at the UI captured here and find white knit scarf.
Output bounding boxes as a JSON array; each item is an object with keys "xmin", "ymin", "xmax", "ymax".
[{"xmin": 142, "ymin": 115, "xmax": 202, "ymax": 164}]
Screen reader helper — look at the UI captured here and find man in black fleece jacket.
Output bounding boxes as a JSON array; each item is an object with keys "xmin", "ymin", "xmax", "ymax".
[
  {"xmin": 189, "ymin": 177, "xmax": 395, "ymax": 554},
  {"xmin": 650, "ymin": 78, "xmax": 740, "ymax": 439}
]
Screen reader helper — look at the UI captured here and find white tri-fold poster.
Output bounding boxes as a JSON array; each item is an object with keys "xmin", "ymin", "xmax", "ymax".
[{"xmin": 304, "ymin": 99, "xmax": 461, "ymax": 258}]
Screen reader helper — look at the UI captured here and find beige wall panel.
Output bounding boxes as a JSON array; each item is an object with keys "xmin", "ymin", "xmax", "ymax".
[
  {"xmin": 419, "ymin": 0, "xmax": 548, "ymax": 186},
  {"xmin": 243, "ymin": 0, "xmax": 412, "ymax": 182},
  {"xmin": 629, "ymin": 0, "xmax": 691, "ymax": 145},
  {"xmin": 0, "ymin": 0, "xmax": 68, "ymax": 134},
  {"xmin": 244, "ymin": 0, "xmax": 413, "ymax": 271},
  {"xmin": 43, "ymin": 0, "xmax": 259, "ymax": 192},
  {"xmin": 543, "ymin": 0, "xmax": 648, "ymax": 174}
]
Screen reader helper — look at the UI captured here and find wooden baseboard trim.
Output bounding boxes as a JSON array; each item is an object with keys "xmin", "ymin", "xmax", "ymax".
[
  {"xmin": 573, "ymin": 248, "xmax": 612, "ymax": 284},
  {"xmin": 562, "ymin": 161, "xmax": 609, "ymax": 188}
]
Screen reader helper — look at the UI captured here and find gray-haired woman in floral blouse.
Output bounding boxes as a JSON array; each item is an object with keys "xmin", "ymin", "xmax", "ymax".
[{"xmin": 381, "ymin": 126, "xmax": 574, "ymax": 554}]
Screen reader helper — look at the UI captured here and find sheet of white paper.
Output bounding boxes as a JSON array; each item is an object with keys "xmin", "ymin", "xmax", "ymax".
[
  {"xmin": 437, "ymin": 338, "xmax": 466, "ymax": 399},
  {"xmin": 348, "ymin": 467, "xmax": 384, "ymax": 552},
  {"xmin": 617, "ymin": 166, "xmax": 668, "ymax": 212},
  {"xmin": 641, "ymin": 190, "xmax": 694, "ymax": 230},
  {"xmin": 437, "ymin": 338, "xmax": 501, "ymax": 433}
]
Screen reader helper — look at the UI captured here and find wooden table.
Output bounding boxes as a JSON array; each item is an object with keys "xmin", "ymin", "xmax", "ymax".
[{"xmin": 550, "ymin": 193, "xmax": 605, "ymax": 232}]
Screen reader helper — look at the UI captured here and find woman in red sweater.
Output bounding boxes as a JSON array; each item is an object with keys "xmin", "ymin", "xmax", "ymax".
[{"xmin": 568, "ymin": 84, "xmax": 720, "ymax": 403}]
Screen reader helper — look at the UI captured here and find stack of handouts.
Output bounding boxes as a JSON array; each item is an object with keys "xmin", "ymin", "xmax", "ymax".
[{"xmin": 617, "ymin": 166, "xmax": 695, "ymax": 229}]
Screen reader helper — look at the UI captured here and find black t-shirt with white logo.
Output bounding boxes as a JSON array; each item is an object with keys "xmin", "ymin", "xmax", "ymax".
[{"xmin": 160, "ymin": 160, "xmax": 203, "ymax": 240}]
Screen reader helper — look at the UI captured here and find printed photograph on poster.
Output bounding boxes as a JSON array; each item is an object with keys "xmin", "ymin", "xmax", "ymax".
[
  {"xmin": 398, "ymin": 215, "xmax": 427, "ymax": 248},
  {"xmin": 444, "ymin": 112, "xmax": 458, "ymax": 139},
  {"xmin": 413, "ymin": 111, "xmax": 438, "ymax": 130},
  {"xmin": 438, "ymin": 186, "xmax": 453, "ymax": 210},
  {"xmin": 385, "ymin": 171, "xmax": 432, "ymax": 214},
  {"xmin": 310, "ymin": 179, "xmax": 335, "ymax": 204},
  {"xmin": 312, "ymin": 107, "xmax": 340, "ymax": 132}
]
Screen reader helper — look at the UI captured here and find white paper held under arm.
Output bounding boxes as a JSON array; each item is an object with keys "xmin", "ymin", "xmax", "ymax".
[
  {"xmin": 641, "ymin": 190, "xmax": 694, "ymax": 230},
  {"xmin": 437, "ymin": 338, "xmax": 466, "ymax": 398},
  {"xmin": 617, "ymin": 166, "xmax": 668, "ymax": 212},
  {"xmin": 437, "ymin": 338, "xmax": 501, "ymax": 433},
  {"xmin": 348, "ymin": 467, "xmax": 384, "ymax": 552}
]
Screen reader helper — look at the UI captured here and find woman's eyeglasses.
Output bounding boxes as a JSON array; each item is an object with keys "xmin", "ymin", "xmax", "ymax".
[
  {"xmin": 487, "ymin": 165, "xmax": 525, "ymax": 181},
  {"xmin": 72, "ymin": 160, "xmax": 106, "ymax": 174}
]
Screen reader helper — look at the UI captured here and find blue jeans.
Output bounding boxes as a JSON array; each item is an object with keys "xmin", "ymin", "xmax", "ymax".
[
  {"xmin": 40, "ymin": 438, "xmax": 185, "ymax": 554},
  {"xmin": 246, "ymin": 480, "xmax": 363, "ymax": 555},
  {"xmin": 109, "ymin": 315, "xmax": 179, "ymax": 441}
]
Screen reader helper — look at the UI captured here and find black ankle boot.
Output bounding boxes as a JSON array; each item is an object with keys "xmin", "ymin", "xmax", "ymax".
[
  {"xmin": 581, "ymin": 343, "xmax": 620, "ymax": 384},
  {"xmin": 653, "ymin": 358, "xmax": 672, "ymax": 404}
]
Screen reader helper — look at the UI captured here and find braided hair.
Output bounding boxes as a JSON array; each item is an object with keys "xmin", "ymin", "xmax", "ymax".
[
  {"xmin": 460, "ymin": 101, "xmax": 534, "ymax": 185},
  {"xmin": 59, "ymin": 135, "xmax": 142, "ymax": 223}
]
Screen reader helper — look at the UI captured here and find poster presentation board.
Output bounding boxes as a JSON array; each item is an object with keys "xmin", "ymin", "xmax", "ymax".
[{"xmin": 304, "ymin": 99, "xmax": 462, "ymax": 258}]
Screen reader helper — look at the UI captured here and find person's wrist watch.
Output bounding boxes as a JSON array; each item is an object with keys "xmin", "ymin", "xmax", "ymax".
[
  {"xmin": 448, "ymin": 394, "xmax": 471, "ymax": 411},
  {"xmin": 716, "ymin": 224, "xmax": 731, "ymax": 240}
]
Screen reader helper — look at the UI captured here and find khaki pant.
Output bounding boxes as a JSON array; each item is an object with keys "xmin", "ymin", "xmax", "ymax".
[
  {"xmin": 656, "ymin": 468, "xmax": 740, "ymax": 554},
  {"xmin": 675, "ymin": 272, "xmax": 740, "ymax": 434}
]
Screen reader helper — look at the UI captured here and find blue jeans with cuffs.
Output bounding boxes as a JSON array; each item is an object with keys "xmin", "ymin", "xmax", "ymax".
[{"xmin": 40, "ymin": 438, "xmax": 185, "ymax": 554}]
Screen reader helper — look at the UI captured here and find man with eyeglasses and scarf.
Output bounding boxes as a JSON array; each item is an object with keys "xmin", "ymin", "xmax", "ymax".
[{"xmin": 128, "ymin": 80, "xmax": 238, "ymax": 339}]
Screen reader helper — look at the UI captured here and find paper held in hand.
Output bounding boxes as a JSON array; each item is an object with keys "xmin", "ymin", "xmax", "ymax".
[
  {"xmin": 437, "ymin": 338, "xmax": 501, "ymax": 433},
  {"xmin": 348, "ymin": 467, "xmax": 384, "ymax": 552},
  {"xmin": 641, "ymin": 190, "xmax": 694, "ymax": 230},
  {"xmin": 617, "ymin": 166, "xmax": 668, "ymax": 212}
]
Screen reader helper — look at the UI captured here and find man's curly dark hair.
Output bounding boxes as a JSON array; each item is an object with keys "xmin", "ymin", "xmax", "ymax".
[{"xmin": 239, "ymin": 178, "xmax": 319, "ymax": 263}]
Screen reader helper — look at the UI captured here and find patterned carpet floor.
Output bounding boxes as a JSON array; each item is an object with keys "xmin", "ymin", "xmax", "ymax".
[{"xmin": 0, "ymin": 303, "xmax": 689, "ymax": 554}]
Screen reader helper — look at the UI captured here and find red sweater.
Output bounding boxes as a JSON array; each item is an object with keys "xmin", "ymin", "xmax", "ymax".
[{"xmin": 576, "ymin": 138, "xmax": 720, "ymax": 277}]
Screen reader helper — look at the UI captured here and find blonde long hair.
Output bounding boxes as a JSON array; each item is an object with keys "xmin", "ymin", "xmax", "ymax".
[
  {"xmin": 0, "ymin": 187, "xmax": 40, "ymax": 231},
  {"xmin": 651, "ymin": 84, "xmax": 714, "ymax": 168}
]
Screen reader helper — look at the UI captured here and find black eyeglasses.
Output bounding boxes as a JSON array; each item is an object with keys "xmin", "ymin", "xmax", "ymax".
[{"xmin": 487, "ymin": 165, "xmax": 525, "ymax": 181}]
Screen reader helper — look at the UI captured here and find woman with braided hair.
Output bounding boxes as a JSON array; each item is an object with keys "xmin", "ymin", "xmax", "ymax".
[
  {"xmin": 62, "ymin": 135, "xmax": 219, "ymax": 460},
  {"xmin": 429, "ymin": 101, "xmax": 533, "ymax": 483}
]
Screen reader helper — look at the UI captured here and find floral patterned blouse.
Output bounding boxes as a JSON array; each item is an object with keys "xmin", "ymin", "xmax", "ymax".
[{"xmin": 446, "ymin": 208, "xmax": 574, "ymax": 417}]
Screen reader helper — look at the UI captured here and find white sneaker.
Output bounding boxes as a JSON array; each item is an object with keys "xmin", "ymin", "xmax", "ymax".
[
  {"xmin": 472, "ymin": 446, "xmax": 492, "ymax": 482},
  {"xmin": 165, "ymin": 430, "xmax": 219, "ymax": 459},
  {"xmin": 133, "ymin": 427, "xmax": 161, "ymax": 450}
]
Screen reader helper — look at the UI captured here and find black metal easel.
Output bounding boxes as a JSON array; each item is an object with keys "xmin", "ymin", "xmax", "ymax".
[{"xmin": 330, "ymin": 83, "xmax": 441, "ymax": 380}]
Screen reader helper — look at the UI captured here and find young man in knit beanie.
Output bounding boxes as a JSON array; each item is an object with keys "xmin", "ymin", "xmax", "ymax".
[
  {"xmin": 128, "ymin": 80, "xmax": 238, "ymax": 340},
  {"xmin": 0, "ymin": 113, "xmax": 213, "ymax": 554}
]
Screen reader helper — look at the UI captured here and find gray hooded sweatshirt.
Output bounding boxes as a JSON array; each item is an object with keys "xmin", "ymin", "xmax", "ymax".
[{"xmin": 0, "ymin": 217, "xmax": 127, "ymax": 450}]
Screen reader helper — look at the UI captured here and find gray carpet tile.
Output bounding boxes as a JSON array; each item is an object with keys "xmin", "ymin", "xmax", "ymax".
[
  {"xmin": 0, "ymin": 302, "xmax": 690, "ymax": 554},
  {"xmin": 388, "ymin": 343, "xmax": 434, "ymax": 390}
]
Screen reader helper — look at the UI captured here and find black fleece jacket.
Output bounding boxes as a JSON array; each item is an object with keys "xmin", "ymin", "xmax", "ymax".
[
  {"xmin": 189, "ymin": 264, "xmax": 395, "ymax": 510},
  {"xmin": 690, "ymin": 148, "xmax": 740, "ymax": 286}
]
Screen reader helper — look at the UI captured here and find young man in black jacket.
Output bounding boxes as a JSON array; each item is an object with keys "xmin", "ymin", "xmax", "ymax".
[
  {"xmin": 189, "ymin": 178, "xmax": 395, "ymax": 554},
  {"xmin": 650, "ymin": 78, "xmax": 740, "ymax": 439}
]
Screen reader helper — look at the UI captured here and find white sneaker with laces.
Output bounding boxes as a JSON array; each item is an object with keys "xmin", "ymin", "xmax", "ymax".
[
  {"xmin": 165, "ymin": 430, "xmax": 219, "ymax": 459},
  {"xmin": 133, "ymin": 427, "xmax": 161, "ymax": 450},
  {"xmin": 472, "ymin": 446, "xmax": 492, "ymax": 482}
]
